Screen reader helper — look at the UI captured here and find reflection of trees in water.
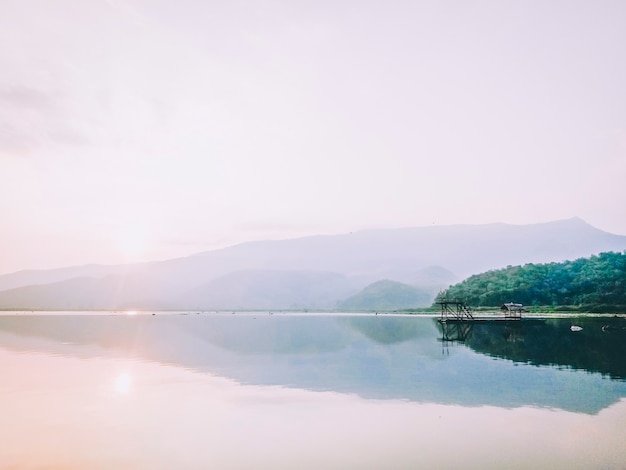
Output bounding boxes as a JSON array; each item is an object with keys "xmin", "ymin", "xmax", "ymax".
[{"xmin": 461, "ymin": 317, "xmax": 626, "ymax": 379}]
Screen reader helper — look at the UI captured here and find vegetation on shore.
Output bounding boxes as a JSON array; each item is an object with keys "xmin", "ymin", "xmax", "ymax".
[{"xmin": 435, "ymin": 252, "xmax": 626, "ymax": 313}]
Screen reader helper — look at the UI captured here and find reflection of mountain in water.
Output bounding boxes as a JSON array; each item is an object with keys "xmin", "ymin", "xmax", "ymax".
[
  {"xmin": 340, "ymin": 316, "xmax": 434, "ymax": 344},
  {"xmin": 0, "ymin": 314, "xmax": 624, "ymax": 414},
  {"xmin": 448, "ymin": 317, "xmax": 626, "ymax": 380}
]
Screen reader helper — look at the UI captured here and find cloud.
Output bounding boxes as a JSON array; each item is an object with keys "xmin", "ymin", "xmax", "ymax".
[
  {"xmin": 0, "ymin": 86, "xmax": 53, "ymax": 110},
  {"xmin": 0, "ymin": 85, "xmax": 90, "ymax": 157}
]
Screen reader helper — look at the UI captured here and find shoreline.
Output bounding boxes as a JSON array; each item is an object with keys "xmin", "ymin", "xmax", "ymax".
[{"xmin": 0, "ymin": 310, "xmax": 624, "ymax": 318}]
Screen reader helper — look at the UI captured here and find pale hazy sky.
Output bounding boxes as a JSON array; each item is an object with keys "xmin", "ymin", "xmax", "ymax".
[{"xmin": 1, "ymin": 0, "xmax": 625, "ymax": 274}]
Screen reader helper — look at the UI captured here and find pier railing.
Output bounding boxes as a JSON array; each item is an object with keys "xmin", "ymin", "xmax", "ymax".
[{"xmin": 436, "ymin": 300, "xmax": 474, "ymax": 322}]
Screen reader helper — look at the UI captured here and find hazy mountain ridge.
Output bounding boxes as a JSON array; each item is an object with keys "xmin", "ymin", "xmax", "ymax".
[
  {"xmin": 181, "ymin": 270, "xmax": 357, "ymax": 310},
  {"xmin": 0, "ymin": 218, "xmax": 625, "ymax": 310},
  {"xmin": 0, "ymin": 275, "xmax": 179, "ymax": 311},
  {"xmin": 339, "ymin": 280, "xmax": 433, "ymax": 310},
  {"xmin": 0, "ymin": 265, "xmax": 124, "ymax": 292}
]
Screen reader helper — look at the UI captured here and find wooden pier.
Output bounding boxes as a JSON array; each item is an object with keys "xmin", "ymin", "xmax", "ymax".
[
  {"xmin": 435, "ymin": 300, "xmax": 546, "ymax": 344},
  {"xmin": 436, "ymin": 299, "xmax": 475, "ymax": 323},
  {"xmin": 436, "ymin": 300, "xmax": 533, "ymax": 323}
]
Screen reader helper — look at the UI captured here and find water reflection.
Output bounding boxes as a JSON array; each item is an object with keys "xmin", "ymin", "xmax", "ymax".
[
  {"xmin": 0, "ymin": 314, "xmax": 624, "ymax": 414},
  {"xmin": 2, "ymin": 346, "xmax": 624, "ymax": 469},
  {"xmin": 438, "ymin": 316, "xmax": 626, "ymax": 379}
]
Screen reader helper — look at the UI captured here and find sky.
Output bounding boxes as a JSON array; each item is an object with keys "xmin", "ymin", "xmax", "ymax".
[{"xmin": 1, "ymin": 0, "xmax": 625, "ymax": 275}]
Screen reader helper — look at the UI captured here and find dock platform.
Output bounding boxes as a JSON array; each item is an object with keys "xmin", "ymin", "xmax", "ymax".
[{"xmin": 436, "ymin": 299, "xmax": 540, "ymax": 323}]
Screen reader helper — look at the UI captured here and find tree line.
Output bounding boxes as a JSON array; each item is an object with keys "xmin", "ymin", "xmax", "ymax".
[{"xmin": 435, "ymin": 251, "xmax": 626, "ymax": 311}]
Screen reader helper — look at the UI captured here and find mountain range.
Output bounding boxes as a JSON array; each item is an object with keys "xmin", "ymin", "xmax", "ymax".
[{"xmin": 0, "ymin": 217, "xmax": 625, "ymax": 310}]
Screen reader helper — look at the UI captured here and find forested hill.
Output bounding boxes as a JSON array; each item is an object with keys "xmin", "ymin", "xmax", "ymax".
[{"xmin": 436, "ymin": 252, "xmax": 626, "ymax": 311}]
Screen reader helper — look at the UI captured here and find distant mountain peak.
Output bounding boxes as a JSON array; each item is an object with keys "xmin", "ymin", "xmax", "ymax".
[{"xmin": 557, "ymin": 216, "xmax": 591, "ymax": 226}]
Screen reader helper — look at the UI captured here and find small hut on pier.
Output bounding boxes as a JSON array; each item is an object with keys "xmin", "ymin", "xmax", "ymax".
[{"xmin": 500, "ymin": 302, "xmax": 525, "ymax": 319}]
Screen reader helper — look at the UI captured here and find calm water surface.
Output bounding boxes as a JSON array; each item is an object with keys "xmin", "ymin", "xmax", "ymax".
[{"xmin": 0, "ymin": 312, "xmax": 625, "ymax": 469}]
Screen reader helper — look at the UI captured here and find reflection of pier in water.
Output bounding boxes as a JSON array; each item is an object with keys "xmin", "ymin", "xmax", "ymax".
[
  {"xmin": 438, "ymin": 321, "xmax": 474, "ymax": 342},
  {"xmin": 437, "ymin": 318, "xmax": 527, "ymax": 344}
]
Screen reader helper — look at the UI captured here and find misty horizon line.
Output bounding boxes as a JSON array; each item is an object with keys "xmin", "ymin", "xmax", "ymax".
[{"xmin": 3, "ymin": 216, "xmax": 615, "ymax": 276}]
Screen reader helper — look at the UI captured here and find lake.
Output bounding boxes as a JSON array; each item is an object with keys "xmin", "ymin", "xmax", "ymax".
[{"xmin": 1, "ymin": 312, "xmax": 625, "ymax": 469}]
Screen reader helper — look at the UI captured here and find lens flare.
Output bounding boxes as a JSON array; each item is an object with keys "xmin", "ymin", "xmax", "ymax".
[
  {"xmin": 114, "ymin": 226, "xmax": 151, "ymax": 259},
  {"xmin": 114, "ymin": 372, "xmax": 132, "ymax": 393}
]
